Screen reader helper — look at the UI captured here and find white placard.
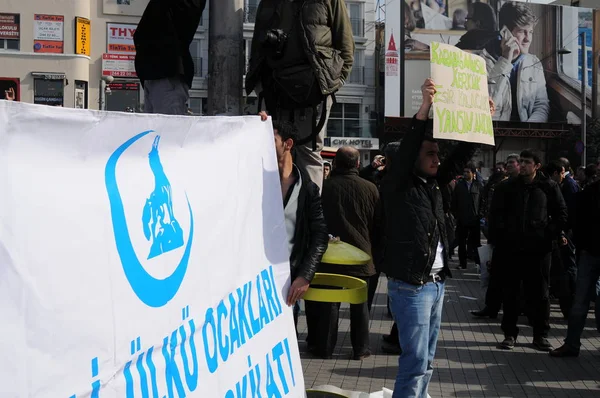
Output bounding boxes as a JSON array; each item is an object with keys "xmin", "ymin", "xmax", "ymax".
[
  {"xmin": 430, "ymin": 42, "xmax": 495, "ymax": 146},
  {"xmin": 0, "ymin": 102, "xmax": 304, "ymax": 397}
]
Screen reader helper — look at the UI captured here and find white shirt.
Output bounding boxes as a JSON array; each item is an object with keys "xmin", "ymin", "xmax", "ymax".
[
  {"xmin": 283, "ymin": 166, "xmax": 302, "ymax": 255},
  {"xmin": 418, "ymin": 177, "xmax": 445, "ymax": 276}
]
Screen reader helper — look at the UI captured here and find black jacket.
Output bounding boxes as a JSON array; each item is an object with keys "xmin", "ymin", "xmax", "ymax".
[
  {"xmin": 561, "ymin": 175, "xmax": 579, "ymax": 230},
  {"xmin": 574, "ymin": 179, "xmax": 600, "ymax": 256},
  {"xmin": 289, "ymin": 168, "xmax": 328, "ymax": 282},
  {"xmin": 320, "ymin": 168, "xmax": 382, "ymax": 278},
  {"xmin": 134, "ymin": 0, "xmax": 207, "ymax": 87},
  {"xmin": 380, "ymin": 118, "xmax": 476, "ymax": 285},
  {"xmin": 488, "ymin": 173, "xmax": 568, "ymax": 254},
  {"xmin": 452, "ymin": 178, "xmax": 483, "ymax": 226}
]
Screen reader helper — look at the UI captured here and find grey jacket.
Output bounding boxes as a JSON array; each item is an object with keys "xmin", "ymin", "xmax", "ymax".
[{"xmin": 481, "ymin": 50, "xmax": 550, "ymax": 123}]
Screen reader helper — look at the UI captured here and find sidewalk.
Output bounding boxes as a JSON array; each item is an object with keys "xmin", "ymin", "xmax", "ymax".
[{"xmin": 297, "ymin": 262, "xmax": 600, "ymax": 397}]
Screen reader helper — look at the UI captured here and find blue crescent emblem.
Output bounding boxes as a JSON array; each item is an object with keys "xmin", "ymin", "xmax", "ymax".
[{"xmin": 105, "ymin": 131, "xmax": 194, "ymax": 308}]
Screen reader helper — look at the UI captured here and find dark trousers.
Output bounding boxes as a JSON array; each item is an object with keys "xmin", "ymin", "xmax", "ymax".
[
  {"xmin": 501, "ymin": 251, "xmax": 551, "ymax": 339},
  {"xmin": 456, "ymin": 223, "xmax": 481, "ymax": 267},
  {"xmin": 368, "ymin": 272, "xmax": 380, "ymax": 312},
  {"xmin": 559, "ymin": 232, "xmax": 578, "ymax": 317},
  {"xmin": 484, "ymin": 250, "xmax": 503, "ymax": 313},
  {"xmin": 305, "ymin": 278, "xmax": 371, "ymax": 358}
]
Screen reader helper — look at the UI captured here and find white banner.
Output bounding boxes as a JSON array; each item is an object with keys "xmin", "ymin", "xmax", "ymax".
[
  {"xmin": 0, "ymin": 102, "xmax": 304, "ymax": 397},
  {"xmin": 430, "ymin": 42, "xmax": 495, "ymax": 146}
]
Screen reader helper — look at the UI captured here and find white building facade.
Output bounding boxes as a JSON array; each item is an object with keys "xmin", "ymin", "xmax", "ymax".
[{"xmin": 0, "ymin": 0, "xmax": 378, "ymax": 146}]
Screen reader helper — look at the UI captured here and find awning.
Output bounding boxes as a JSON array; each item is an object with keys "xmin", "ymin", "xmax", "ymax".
[{"xmin": 31, "ymin": 72, "xmax": 66, "ymax": 80}]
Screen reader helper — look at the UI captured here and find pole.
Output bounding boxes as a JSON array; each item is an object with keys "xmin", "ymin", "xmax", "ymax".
[
  {"xmin": 99, "ymin": 80, "xmax": 105, "ymax": 111},
  {"xmin": 592, "ymin": 9, "xmax": 599, "ymax": 119},
  {"xmin": 207, "ymin": 0, "xmax": 244, "ymax": 116},
  {"xmin": 581, "ymin": 31, "xmax": 587, "ymax": 167}
]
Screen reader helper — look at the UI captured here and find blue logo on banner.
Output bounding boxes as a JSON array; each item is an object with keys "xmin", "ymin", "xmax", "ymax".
[{"xmin": 105, "ymin": 131, "xmax": 194, "ymax": 307}]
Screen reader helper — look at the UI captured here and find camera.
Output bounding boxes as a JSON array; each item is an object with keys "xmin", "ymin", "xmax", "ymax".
[{"xmin": 262, "ymin": 29, "xmax": 288, "ymax": 59}]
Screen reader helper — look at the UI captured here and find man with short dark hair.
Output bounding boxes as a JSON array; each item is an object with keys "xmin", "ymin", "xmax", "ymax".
[
  {"xmin": 505, "ymin": 153, "xmax": 521, "ymax": 178},
  {"xmin": 270, "ymin": 118, "xmax": 328, "ymax": 326},
  {"xmin": 489, "ymin": 149, "xmax": 567, "ymax": 351},
  {"xmin": 452, "ymin": 162, "xmax": 483, "ymax": 269},
  {"xmin": 381, "ymin": 79, "xmax": 481, "ymax": 397},
  {"xmin": 311, "ymin": 146, "xmax": 381, "ymax": 360}
]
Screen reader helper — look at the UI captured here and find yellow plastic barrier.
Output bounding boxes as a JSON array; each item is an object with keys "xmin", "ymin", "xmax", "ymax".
[{"xmin": 303, "ymin": 273, "xmax": 368, "ymax": 304}]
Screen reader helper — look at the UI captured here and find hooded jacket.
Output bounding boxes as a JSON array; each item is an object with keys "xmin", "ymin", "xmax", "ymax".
[{"xmin": 246, "ymin": 0, "xmax": 354, "ymax": 97}]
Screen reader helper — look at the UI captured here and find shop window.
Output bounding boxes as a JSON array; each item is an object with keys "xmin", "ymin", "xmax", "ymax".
[
  {"xmin": 188, "ymin": 97, "xmax": 208, "ymax": 115},
  {"xmin": 0, "ymin": 78, "xmax": 19, "ymax": 101},
  {"xmin": 558, "ymin": 7, "xmax": 593, "ymax": 93},
  {"xmin": 327, "ymin": 103, "xmax": 362, "ymax": 137},
  {"xmin": 106, "ymin": 82, "xmax": 140, "ymax": 112},
  {"xmin": 34, "ymin": 78, "xmax": 64, "ymax": 106}
]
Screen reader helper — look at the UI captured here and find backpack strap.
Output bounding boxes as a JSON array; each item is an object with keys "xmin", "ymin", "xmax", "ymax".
[{"xmin": 295, "ymin": 95, "xmax": 329, "ymax": 150}]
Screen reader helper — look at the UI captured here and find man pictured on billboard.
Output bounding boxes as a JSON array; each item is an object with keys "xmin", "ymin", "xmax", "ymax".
[{"xmin": 482, "ymin": 2, "xmax": 550, "ymax": 123}]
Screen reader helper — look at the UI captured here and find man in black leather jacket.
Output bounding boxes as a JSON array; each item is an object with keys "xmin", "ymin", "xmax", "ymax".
[
  {"xmin": 380, "ymin": 79, "xmax": 479, "ymax": 398},
  {"xmin": 263, "ymin": 115, "xmax": 328, "ymax": 326}
]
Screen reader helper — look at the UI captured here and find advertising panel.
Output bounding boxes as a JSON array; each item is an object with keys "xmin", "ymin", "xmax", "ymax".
[
  {"xmin": 103, "ymin": 0, "xmax": 149, "ymax": 17},
  {"xmin": 33, "ymin": 14, "xmax": 64, "ymax": 53},
  {"xmin": 102, "ymin": 53, "xmax": 137, "ymax": 77},
  {"xmin": 385, "ymin": 1, "xmax": 597, "ymax": 124},
  {"xmin": 107, "ymin": 22, "xmax": 137, "ymax": 53},
  {"xmin": 0, "ymin": 13, "xmax": 20, "ymax": 40},
  {"xmin": 75, "ymin": 17, "xmax": 91, "ymax": 56}
]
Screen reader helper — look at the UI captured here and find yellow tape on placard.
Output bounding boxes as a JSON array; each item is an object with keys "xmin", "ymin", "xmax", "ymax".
[{"xmin": 303, "ymin": 273, "xmax": 368, "ymax": 304}]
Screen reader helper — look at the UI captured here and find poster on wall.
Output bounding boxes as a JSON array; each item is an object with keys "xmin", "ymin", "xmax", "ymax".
[
  {"xmin": 103, "ymin": 0, "xmax": 149, "ymax": 17},
  {"xmin": 33, "ymin": 14, "xmax": 64, "ymax": 53},
  {"xmin": 75, "ymin": 17, "xmax": 91, "ymax": 56},
  {"xmin": 107, "ymin": 23, "xmax": 137, "ymax": 53},
  {"xmin": 385, "ymin": 1, "xmax": 597, "ymax": 124},
  {"xmin": 0, "ymin": 101, "xmax": 305, "ymax": 397},
  {"xmin": 0, "ymin": 13, "xmax": 20, "ymax": 40}
]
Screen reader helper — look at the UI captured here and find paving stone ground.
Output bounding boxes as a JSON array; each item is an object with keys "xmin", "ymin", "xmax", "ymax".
[{"xmin": 297, "ymin": 261, "xmax": 600, "ymax": 397}]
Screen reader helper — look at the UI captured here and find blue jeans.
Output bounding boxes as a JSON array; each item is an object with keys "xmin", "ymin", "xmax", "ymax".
[
  {"xmin": 388, "ymin": 278, "xmax": 445, "ymax": 398},
  {"xmin": 565, "ymin": 251, "xmax": 600, "ymax": 350}
]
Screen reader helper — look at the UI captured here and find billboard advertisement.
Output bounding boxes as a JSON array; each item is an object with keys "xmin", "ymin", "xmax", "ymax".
[
  {"xmin": 386, "ymin": 1, "xmax": 597, "ymax": 124},
  {"xmin": 107, "ymin": 23, "xmax": 136, "ymax": 54},
  {"xmin": 75, "ymin": 17, "xmax": 91, "ymax": 56},
  {"xmin": 33, "ymin": 14, "xmax": 64, "ymax": 54},
  {"xmin": 0, "ymin": 13, "xmax": 19, "ymax": 40}
]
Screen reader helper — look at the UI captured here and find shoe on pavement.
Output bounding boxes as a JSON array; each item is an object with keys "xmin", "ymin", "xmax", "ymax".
[
  {"xmin": 533, "ymin": 337, "xmax": 553, "ymax": 352},
  {"xmin": 549, "ymin": 343, "xmax": 579, "ymax": 358},
  {"xmin": 352, "ymin": 350, "xmax": 371, "ymax": 360},
  {"xmin": 498, "ymin": 336, "xmax": 516, "ymax": 350},
  {"xmin": 382, "ymin": 334, "xmax": 399, "ymax": 345},
  {"xmin": 381, "ymin": 341, "xmax": 402, "ymax": 355},
  {"xmin": 470, "ymin": 307, "xmax": 498, "ymax": 319}
]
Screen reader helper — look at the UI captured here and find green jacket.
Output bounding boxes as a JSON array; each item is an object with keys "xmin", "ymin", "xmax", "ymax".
[{"xmin": 246, "ymin": 0, "xmax": 355, "ymax": 97}]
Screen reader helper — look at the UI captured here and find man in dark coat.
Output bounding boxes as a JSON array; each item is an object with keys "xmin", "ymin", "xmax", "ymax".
[
  {"xmin": 551, "ymin": 178, "xmax": 600, "ymax": 357},
  {"xmin": 306, "ymin": 146, "xmax": 381, "ymax": 360},
  {"xmin": 452, "ymin": 162, "xmax": 483, "ymax": 269},
  {"xmin": 489, "ymin": 149, "xmax": 568, "ymax": 351},
  {"xmin": 134, "ymin": 0, "xmax": 207, "ymax": 115}
]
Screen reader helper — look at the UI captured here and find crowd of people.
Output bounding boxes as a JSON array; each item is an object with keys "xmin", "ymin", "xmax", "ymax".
[{"xmin": 4, "ymin": 1, "xmax": 599, "ymax": 397}]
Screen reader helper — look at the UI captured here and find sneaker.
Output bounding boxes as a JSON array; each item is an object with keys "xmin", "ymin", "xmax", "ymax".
[
  {"xmin": 470, "ymin": 307, "xmax": 498, "ymax": 319},
  {"xmin": 498, "ymin": 336, "xmax": 516, "ymax": 350},
  {"xmin": 549, "ymin": 343, "xmax": 579, "ymax": 358},
  {"xmin": 533, "ymin": 337, "xmax": 553, "ymax": 352}
]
